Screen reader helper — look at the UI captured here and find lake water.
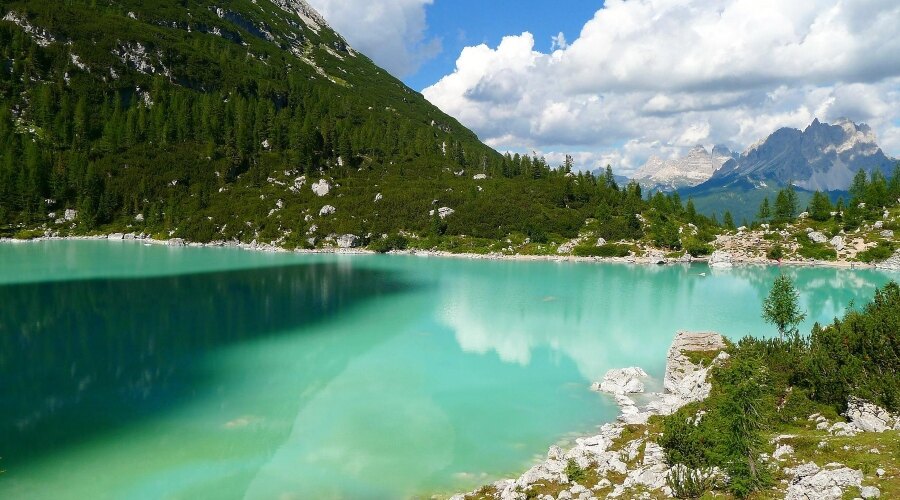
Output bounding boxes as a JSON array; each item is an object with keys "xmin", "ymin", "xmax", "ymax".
[{"xmin": 0, "ymin": 241, "xmax": 895, "ymax": 499}]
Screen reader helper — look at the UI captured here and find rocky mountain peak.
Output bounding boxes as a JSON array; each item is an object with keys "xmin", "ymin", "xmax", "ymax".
[
  {"xmin": 632, "ymin": 144, "xmax": 735, "ymax": 191},
  {"xmin": 706, "ymin": 118, "xmax": 894, "ymax": 192}
]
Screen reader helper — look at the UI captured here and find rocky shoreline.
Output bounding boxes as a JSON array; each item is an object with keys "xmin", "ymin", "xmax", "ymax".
[
  {"xmin": 2, "ymin": 233, "xmax": 897, "ymax": 270},
  {"xmin": 451, "ymin": 332, "xmax": 899, "ymax": 500}
]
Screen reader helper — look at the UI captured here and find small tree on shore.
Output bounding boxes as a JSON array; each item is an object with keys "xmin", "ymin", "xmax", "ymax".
[{"xmin": 763, "ymin": 274, "xmax": 806, "ymax": 339}]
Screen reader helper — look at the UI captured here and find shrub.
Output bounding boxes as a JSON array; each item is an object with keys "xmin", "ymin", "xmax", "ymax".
[
  {"xmin": 683, "ymin": 238, "xmax": 713, "ymax": 257},
  {"xmin": 797, "ymin": 242, "xmax": 836, "ymax": 261},
  {"xmin": 369, "ymin": 234, "xmax": 409, "ymax": 253},
  {"xmin": 564, "ymin": 459, "xmax": 588, "ymax": 484},
  {"xmin": 802, "ymin": 282, "xmax": 900, "ymax": 412},
  {"xmin": 666, "ymin": 465, "xmax": 717, "ymax": 499},
  {"xmin": 766, "ymin": 244, "xmax": 784, "ymax": 260},
  {"xmin": 857, "ymin": 241, "xmax": 895, "ymax": 263}
]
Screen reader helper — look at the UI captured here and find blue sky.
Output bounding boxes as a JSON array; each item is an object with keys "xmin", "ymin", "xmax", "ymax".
[
  {"xmin": 309, "ymin": 0, "xmax": 900, "ymax": 173},
  {"xmin": 405, "ymin": 1, "xmax": 603, "ymax": 90}
]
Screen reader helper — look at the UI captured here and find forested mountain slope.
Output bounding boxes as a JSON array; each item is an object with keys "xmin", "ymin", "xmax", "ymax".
[{"xmin": 0, "ymin": 0, "xmax": 605, "ymax": 246}]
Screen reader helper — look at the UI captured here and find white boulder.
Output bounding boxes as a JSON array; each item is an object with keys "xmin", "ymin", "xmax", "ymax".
[
  {"xmin": 319, "ymin": 205, "xmax": 336, "ymax": 216},
  {"xmin": 830, "ymin": 236, "xmax": 845, "ymax": 251},
  {"xmin": 708, "ymin": 251, "xmax": 732, "ymax": 268},
  {"xmin": 845, "ymin": 397, "xmax": 899, "ymax": 433},
  {"xmin": 336, "ymin": 234, "xmax": 360, "ymax": 249},
  {"xmin": 473, "ymin": 174, "xmax": 487, "ymax": 180},
  {"xmin": 311, "ymin": 179, "xmax": 331, "ymax": 197},
  {"xmin": 881, "ymin": 230, "xmax": 894, "ymax": 239},
  {"xmin": 808, "ymin": 231, "xmax": 828, "ymax": 244},
  {"xmin": 595, "ymin": 238, "xmax": 607, "ymax": 247},
  {"xmin": 64, "ymin": 209, "xmax": 77, "ymax": 221},
  {"xmin": 429, "ymin": 207, "xmax": 455, "ymax": 219}
]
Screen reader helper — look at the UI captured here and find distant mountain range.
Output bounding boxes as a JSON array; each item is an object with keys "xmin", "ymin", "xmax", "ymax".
[
  {"xmin": 633, "ymin": 145, "xmax": 736, "ymax": 191},
  {"xmin": 634, "ymin": 118, "xmax": 896, "ymax": 194},
  {"xmin": 706, "ymin": 118, "xmax": 896, "ymax": 192},
  {"xmin": 627, "ymin": 119, "xmax": 897, "ymax": 222}
]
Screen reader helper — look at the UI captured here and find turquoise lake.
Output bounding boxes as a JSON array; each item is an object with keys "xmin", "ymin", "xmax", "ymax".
[{"xmin": 0, "ymin": 240, "xmax": 896, "ymax": 499}]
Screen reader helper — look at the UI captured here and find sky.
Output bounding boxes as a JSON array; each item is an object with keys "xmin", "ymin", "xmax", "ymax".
[{"xmin": 306, "ymin": 0, "xmax": 900, "ymax": 175}]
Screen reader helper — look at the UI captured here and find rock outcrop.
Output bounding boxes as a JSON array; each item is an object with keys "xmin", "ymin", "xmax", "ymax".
[
  {"xmin": 845, "ymin": 397, "xmax": 900, "ymax": 433},
  {"xmin": 336, "ymin": 234, "xmax": 360, "ymax": 249},
  {"xmin": 594, "ymin": 367, "xmax": 648, "ymax": 395},
  {"xmin": 874, "ymin": 250, "xmax": 900, "ymax": 270},
  {"xmin": 785, "ymin": 462, "xmax": 863, "ymax": 500}
]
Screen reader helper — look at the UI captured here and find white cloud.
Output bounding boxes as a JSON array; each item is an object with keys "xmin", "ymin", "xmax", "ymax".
[
  {"xmin": 306, "ymin": 0, "xmax": 440, "ymax": 77},
  {"xmin": 423, "ymin": 0, "xmax": 900, "ymax": 175}
]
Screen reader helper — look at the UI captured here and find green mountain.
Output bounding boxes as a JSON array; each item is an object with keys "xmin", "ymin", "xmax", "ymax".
[{"xmin": 0, "ymin": 0, "xmax": 720, "ymax": 253}]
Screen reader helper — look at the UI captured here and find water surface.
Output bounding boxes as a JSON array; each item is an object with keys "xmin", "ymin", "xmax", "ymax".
[{"xmin": 0, "ymin": 241, "xmax": 894, "ymax": 498}]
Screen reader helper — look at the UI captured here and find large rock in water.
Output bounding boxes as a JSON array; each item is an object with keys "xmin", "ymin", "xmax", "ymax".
[{"xmin": 596, "ymin": 367, "xmax": 648, "ymax": 395}]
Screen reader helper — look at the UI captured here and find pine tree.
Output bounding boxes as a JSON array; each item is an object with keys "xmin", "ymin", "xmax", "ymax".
[
  {"xmin": 757, "ymin": 197, "xmax": 771, "ymax": 222},
  {"xmin": 723, "ymin": 211, "xmax": 735, "ymax": 230},
  {"xmin": 762, "ymin": 274, "xmax": 806, "ymax": 339},
  {"xmin": 808, "ymin": 191, "xmax": 833, "ymax": 221}
]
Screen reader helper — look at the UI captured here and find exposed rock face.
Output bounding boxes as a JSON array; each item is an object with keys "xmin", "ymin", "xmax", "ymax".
[
  {"xmin": 64, "ymin": 209, "xmax": 77, "ymax": 221},
  {"xmin": 168, "ymin": 238, "xmax": 185, "ymax": 247},
  {"xmin": 785, "ymin": 462, "xmax": 863, "ymax": 500},
  {"xmin": 708, "ymin": 250, "xmax": 733, "ymax": 268},
  {"xmin": 664, "ymin": 332, "xmax": 727, "ymax": 397},
  {"xmin": 633, "ymin": 145, "xmax": 735, "ymax": 191},
  {"xmin": 705, "ymin": 118, "xmax": 895, "ymax": 192},
  {"xmin": 595, "ymin": 367, "xmax": 648, "ymax": 395},
  {"xmin": 845, "ymin": 397, "xmax": 900, "ymax": 433},
  {"xmin": 311, "ymin": 179, "xmax": 331, "ymax": 197},
  {"xmin": 336, "ymin": 234, "xmax": 360, "ymax": 249}
]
